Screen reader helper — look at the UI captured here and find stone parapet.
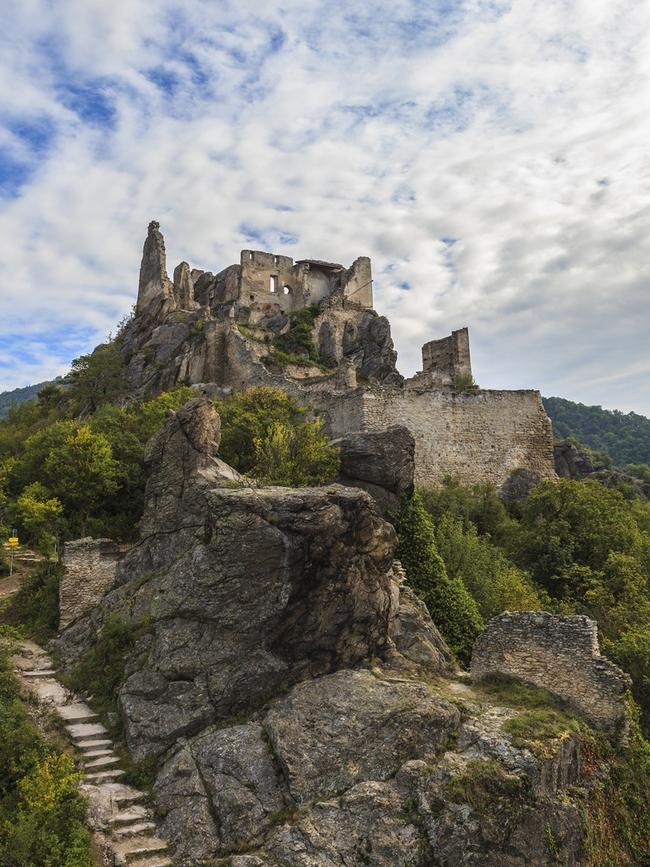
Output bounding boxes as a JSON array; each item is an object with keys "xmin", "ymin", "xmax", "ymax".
[
  {"xmin": 60, "ymin": 538, "xmax": 128, "ymax": 629},
  {"xmin": 470, "ymin": 611, "xmax": 631, "ymax": 732}
]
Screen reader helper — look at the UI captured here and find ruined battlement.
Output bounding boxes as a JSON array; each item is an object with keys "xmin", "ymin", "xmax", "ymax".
[
  {"xmin": 420, "ymin": 327, "xmax": 472, "ymax": 387},
  {"xmin": 471, "ymin": 611, "xmax": 632, "ymax": 733},
  {"xmin": 126, "ymin": 222, "xmax": 557, "ymax": 491},
  {"xmin": 136, "ymin": 220, "xmax": 373, "ymax": 319},
  {"xmin": 59, "ymin": 537, "xmax": 128, "ymax": 628}
]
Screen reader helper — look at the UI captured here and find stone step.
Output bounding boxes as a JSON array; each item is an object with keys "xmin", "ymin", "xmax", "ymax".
[
  {"xmin": 109, "ymin": 805, "xmax": 152, "ymax": 828},
  {"xmin": 22, "ymin": 669, "xmax": 56, "ymax": 678},
  {"xmin": 77, "ymin": 737, "xmax": 114, "ymax": 751},
  {"xmin": 105, "ymin": 784, "xmax": 147, "ymax": 809},
  {"xmin": 82, "ymin": 747, "xmax": 115, "ymax": 759},
  {"xmin": 67, "ymin": 722, "xmax": 109, "ymax": 742},
  {"xmin": 84, "ymin": 754, "xmax": 120, "ymax": 769},
  {"xmin": 118, "ymin": 858, "xmax": 172, "ymax": 867},
  {"xmin": 112, "ymin": 821, "xmax": 157, "ymax": 839},
  {"xmin": 85, "ymin": 768, "xmax": 125, "ymax": 783},
  {"xmin": 114, "ymin": 836, "xmax": 169, "ymax": 864},
  {"xmin": 59, "ymin": 703, "xmax": 97, "ymax": 724}
]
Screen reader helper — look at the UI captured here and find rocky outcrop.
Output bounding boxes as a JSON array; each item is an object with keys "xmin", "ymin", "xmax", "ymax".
[
  {"xmin": 471, "ymin": 611, "xmax": 631, "ymax": 733},
  {"xmin": 316, "ymin": 306, "xmax": 403, "ymax": 386},
  {"xmin": 55, "ymin": 401, "xmax": 442, "ymax": 761},
  {"xmin": 54, "ymin": 400, "xmax": 608, "ymax": 867},
  {"xmin": 334, "ymin": 425, "xmax": 415, "ymax": 514},
  {"xmin": 136, "ymin": 220, "xmax": 177, "ymax": 319},
  {"xmin": 554, "ymin": 442, "xmax": 594, "ymax": 479}
]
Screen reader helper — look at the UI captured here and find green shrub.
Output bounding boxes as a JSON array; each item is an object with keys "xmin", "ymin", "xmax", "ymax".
[
  {"xmin": 9, "ymin": 562, "xmax": 61, "ymax": 644},
  {"xmin": 394, "ymin": 493, "xmax": 483, "ymax": 664},
  {"xmin": 273, "ymin": 305, "xmax": 321, "ymax": 361},
  {"xmin": 65, "ymin": 615, "xmax": 140, "ymax": 733},
  {"xmin": 451, "ymin": 372, "xmax": 479, "ymax": 394},
  {"xmin": 434, "ymin": 515, "xmax": 543, "ymax": 620},
  {"xmin": 0, "ymin": 629, "xmax": 91, "ymax": 866},
  {"xmin": 215, "ymin": 387, "xmax": 339, "ymax": 486}
]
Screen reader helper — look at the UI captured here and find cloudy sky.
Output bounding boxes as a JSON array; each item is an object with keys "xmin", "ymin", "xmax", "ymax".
[{"xmin": 1, "ymin": 0, "xmax": 649, "ymax": 413}]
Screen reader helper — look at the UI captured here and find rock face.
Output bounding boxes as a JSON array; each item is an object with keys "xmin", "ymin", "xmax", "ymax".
[
  {"xmin": 334, "ymin": 425, "xmax": 415, "ymax": 514},
  {"xmin": 55, "ymin": 401, "xmax": 441, "ymax": 760},
  {"xmin": 471, "ymin": 611, "xmax": 631, "ymax": 733},
  {"xmin": 54, "ymin": 401, "xmax": 599, "ymax": 867},
  {"xmin": 554, "ymin": 442, "xmax": 595, "ymax": 479}
]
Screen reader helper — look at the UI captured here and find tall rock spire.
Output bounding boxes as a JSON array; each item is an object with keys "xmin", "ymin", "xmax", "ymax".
[{"xmin": 137, "ymin": 220, "xmax": 176, "ymax": 315}]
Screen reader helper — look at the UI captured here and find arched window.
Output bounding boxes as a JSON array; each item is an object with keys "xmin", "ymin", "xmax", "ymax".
[{"xmin": 283, "ymin": 285, "xmax": 291, "ymax": 295}]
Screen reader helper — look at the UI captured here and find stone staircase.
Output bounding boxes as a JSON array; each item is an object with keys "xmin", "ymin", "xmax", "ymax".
[{"xmin": 15, "ymin": 641, "xmax": 173, "ymax": 867}]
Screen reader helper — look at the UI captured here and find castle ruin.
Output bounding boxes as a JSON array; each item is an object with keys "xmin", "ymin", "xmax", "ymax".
[{"xmin": 121, "ymin": 221, "xmax": 556, "ymax": 490}]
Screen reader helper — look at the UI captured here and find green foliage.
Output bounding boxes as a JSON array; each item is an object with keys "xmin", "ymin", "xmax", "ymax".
[
  {"xmin": 0, "ymin": 629, "xmax": 91, "ymax": 866},
  {"xmin": 544, "ymin": 396, "xmax": 650, "ymax": 465},
  {"xmin": 9, "ymin": 562, "xmax": 61, "ymax": 644},
  {"xmin": 433, "ymin": 515, "xmax": 543, "ymax": 620},
  {"xmin": 0, "ymin": 381, "xmax": 53, "ymax": 420},
  {"xmin": 443, "ymin": 758, "xmax": 528, "ymax": 812},
  {"xmin": 216, "ymin": 387, "xmax": 339, "ymax": 486},
  {"xmin": 15, "ymin": 483, "xmax": 62, "ymax": 554},
  {"xmin": 65, "ymin": 341, "xmax": 128, "ymax": 412},
  {"xmin": 273, "ymin": 305, "xmax": 320, "ymax": 361},
  {"xmin": 475, "ymin": 674, "xmax": 581, "ymax": 756},
  {"xmin": 420, "ymin": 478, "xmax": 513, "ymax": 539},
  {"xmin": 451, "ymin": 371, "xmax": 479, "ymax": 393},
  {"xmin": 394, "ymin": 493, "xmax": 483, "ymax": 663},
  {"xmin": 579, "ymin": 712, "xmax": 650, "ymax": 866},
  {"xmin": 65, "ymin": 615, "xmax": 140, "ymax": 733},
  {"xmin": 252, "ymin": 419, "xmax": 339, "ymax": 486},
  {"xmin": 508, "ymin": 479, "xmax": 641, "ymax": 595},
  {"xmin": 0, "ymin": 385, "xmax": 195, "ymax": 543}
]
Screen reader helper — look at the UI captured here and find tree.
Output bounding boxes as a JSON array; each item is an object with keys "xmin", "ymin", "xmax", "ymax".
[
  {"xmin": 65, "ymin": 342, "xmax": 127, "ymax": 412},
  {"xmin": 252, "ymin": 419, "xmax": 340, "ymax": 486},
  {"xmin": 509, "ymin": 479, "xmax": 641, "ymax": 595},
  {"xmin": 43, "ymin": 426, "xmax": 119, "ymax": 535},
  {"xmin": 15, "ymin": 483, "xmax": 62, "ymax": 554},
  {"xmin": 216, "ymin": 387, "xmax": 339, "ymax": 485},
  {"xmin": 434, "ymin": 514, "xmax": 543, "ymax": 620},
  {"xmin": 394, "ymin": 493, "xmax": 484, "ymax": 664}
]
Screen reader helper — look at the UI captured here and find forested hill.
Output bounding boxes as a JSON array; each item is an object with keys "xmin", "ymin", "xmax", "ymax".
[
  {"xmin": 0, "ymin": 382, "xmax": 50, "ymax": 418},
  {"xmin": 544, "ymin": 396, "xmax": 650, "ymax": 465}
]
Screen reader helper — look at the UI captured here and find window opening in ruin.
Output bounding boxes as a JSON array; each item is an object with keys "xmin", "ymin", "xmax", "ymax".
[
  {"xmin": 274, "ymin": 255, "xmax": 279, "ymax": 265},
  {"xmin": 270, "ymin": 275, "xmax": 278, "ymax": 293},
  {"xmin": 283, "ymin": 285, "xmax": 291, "ymax": 295}
]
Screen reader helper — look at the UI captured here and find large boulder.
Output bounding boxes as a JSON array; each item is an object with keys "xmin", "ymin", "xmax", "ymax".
[{"xmin": 334, "ymin": 426, "xmax": 415, "ymax": 515}]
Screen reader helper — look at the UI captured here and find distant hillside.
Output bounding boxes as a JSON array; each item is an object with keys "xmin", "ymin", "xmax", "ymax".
[
  {"xmin": 0, "ymin": 381, "xmax": 50, "ymax": 418},
  {"xmin": 544, "ymin": 396, "xmax": 650, "ymax": 465}
]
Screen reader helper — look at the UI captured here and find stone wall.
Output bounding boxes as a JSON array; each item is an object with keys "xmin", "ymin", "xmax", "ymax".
[
  {"xmin": 421, "ymin": 327, "xmax": 471, "ymax": 386},
  {"xmin": 60, "ymin": 538, "xmax": 128, "ymax": 629},
  {"xmin": 470, "ymin": 611, "xmax": 631, "ymax": 732},
  {"xmin": 314, "ymin": 385, "xmax": 556, "ymax": 490}
]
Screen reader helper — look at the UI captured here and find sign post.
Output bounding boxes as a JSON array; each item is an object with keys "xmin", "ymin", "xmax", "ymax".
[{"xmin": 3, "ymin": 532, "xmax": 19, "ymax": 577}]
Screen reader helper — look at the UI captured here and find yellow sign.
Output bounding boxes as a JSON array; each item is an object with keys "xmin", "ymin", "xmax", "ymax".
[{"xmin": 7, "ymin": 537, "xmax": 19, "ymax": 548}]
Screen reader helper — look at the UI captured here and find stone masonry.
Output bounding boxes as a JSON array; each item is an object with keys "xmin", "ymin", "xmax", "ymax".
[
  {"xmin": 470, "ymin": 611, "xmax": 632, "ymax": 733},
  {"xmin": 312, "ymin": 385, "xmax": 556, "ymax": 490},
  {"xmin": 122, "ymin": 222, "xmax": 557, "ymax": 490},
  {"xmin": 60, "ymin": 538, "xmax": 127, "ymax": 629}
]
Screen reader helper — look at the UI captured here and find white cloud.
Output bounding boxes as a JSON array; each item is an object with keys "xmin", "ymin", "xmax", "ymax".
[{"xmin": 0, "ymin": 0, "xmax": 649, "ymax": 415}]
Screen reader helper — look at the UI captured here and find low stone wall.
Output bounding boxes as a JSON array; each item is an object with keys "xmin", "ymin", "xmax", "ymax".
[
  {"xmin": 470, "ymin": 611, "xmax": 631, "ymax": 732},
  {"xmin": 60, "ymin": 538, "xmax": 128, "ymax": 629}
]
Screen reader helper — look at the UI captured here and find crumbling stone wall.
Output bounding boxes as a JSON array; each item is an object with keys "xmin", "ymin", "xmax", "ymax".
[
  {"xmin": 470, "ymin": 611, "xmax": 631, "ymax": 732},
  {"xmin": 421, "ymin": 327, "xmax": 471, "ymax": 386},
  {"xmin": 314, "ymin": 385, "xmax": 556, "ymax": 489},
  {"xmin": 60, "ymin": 538, "xmax": 127, "ymax": 629}
]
